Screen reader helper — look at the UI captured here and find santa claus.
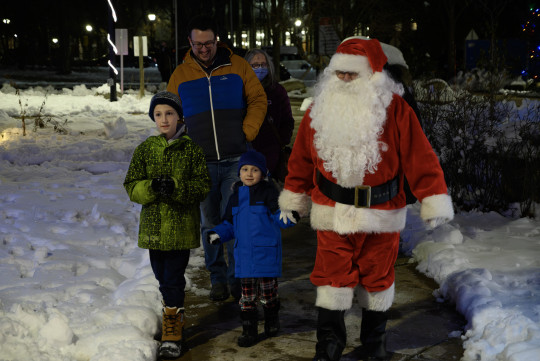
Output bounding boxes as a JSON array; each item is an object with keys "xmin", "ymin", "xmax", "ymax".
[{"xmin": 278, "ymin": 38, "xmax": 454, "ymax": 360}]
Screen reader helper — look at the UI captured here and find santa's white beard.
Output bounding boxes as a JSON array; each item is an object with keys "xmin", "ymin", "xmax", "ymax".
[{"xmin": 310, "ymin": 71, "xmax": 391, "ymax": 187}]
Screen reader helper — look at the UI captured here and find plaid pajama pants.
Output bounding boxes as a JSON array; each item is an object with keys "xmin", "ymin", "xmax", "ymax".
[{"xmin": 240, "ymin": 277, "xmax": 279, "ymax": 311}]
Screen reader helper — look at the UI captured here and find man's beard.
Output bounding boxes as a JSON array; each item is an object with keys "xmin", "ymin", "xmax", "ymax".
[{"xmin": 310, "ymin": 70, "xmax": 390, "ymax": 187}]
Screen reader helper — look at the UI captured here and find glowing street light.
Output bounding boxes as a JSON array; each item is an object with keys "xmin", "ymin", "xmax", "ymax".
[
  {"xmin": 295, "ymin": 19, "xmax": 302, "ymax": 27},
  {"xmin": 148, "ymin": 14, "xmax": 156, "ymax": 21},
  {"xmin": 52, "ymin": 38, "xmax": 59, "ymax": 44},
  {"xmin": 86, "ymin": 25, "xmax": 93, "ymax": 32},
  {"xmin": 3, "ymin": 19, "xmax": 10, "ymax": 24}
]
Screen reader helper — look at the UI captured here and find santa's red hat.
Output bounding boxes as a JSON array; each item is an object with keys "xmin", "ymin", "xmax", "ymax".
[{"xmin": 327, "ymin": 38, "xmax": 388, "ymax": 75}]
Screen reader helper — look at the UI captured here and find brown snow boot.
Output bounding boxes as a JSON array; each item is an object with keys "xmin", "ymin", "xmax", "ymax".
[{"xmin": 159, "ymin": 306, "xmax": 185, "ymax": 360}]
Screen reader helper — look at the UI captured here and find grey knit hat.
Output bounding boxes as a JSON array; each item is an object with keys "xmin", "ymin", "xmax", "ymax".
[{"xmin": 148, "ymin": 91, "xmax": 183, "ymax": 121}]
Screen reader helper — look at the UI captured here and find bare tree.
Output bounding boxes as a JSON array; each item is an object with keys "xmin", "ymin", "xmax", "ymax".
[
  {"xmin": 252, "ymin": 0, "xmax": 288, "ymax": 80},
  {"xmin": 309, "ymin": 0, "xmax": 378, "ymax": 40},
  {"xmin": 476, "ymin": 0, "xmax": 511, "ymax": 66},
  {"xmin": 440, "ymin": 0, "xmax": 470, "ymax": 79}
]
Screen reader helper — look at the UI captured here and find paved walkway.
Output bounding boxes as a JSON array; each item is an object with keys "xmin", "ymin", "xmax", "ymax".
[{"xmin": 176, "ymin": 218, "xmax": 465, "ymax": 360}]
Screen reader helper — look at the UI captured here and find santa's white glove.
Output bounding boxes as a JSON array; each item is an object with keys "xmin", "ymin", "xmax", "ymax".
[
  {"xmin": 279, "ymin": 210, "xmax": 300, "ymax": 224},
  {"xmin": 426, "ymin": 217, "xmax": 449, "ymax": 229},
  {"xmin": 207, "ymin": 232, "xmax": 221, "ymax": 245}
]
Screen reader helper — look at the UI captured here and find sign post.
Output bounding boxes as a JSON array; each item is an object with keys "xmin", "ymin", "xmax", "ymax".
[
  {"xmin": 134, "ymin": 35, "xmax": 148, "ymax": 98},
  {"xmin": 115, "ymin": 29, "xmax": 128, "ymax": 94}
]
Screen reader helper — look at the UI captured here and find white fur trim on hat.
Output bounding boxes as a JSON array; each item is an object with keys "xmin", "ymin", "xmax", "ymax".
[
  {"xmin": 342, "ymin": 36, "xmax": 408, "ymax": 69},
  {"xmin": 420, "ymin": 193, "xmax": 454, "ymax": 222},
  {"xmin": 327, "ymin": 53, "xmax": 372, "ymax": 75},
  {"xmin": 382, "ymin": 44, "xmax": 408, "ymax": 69},
  {"xmin": 315, "ymin": 285, "xmax": 354, "ymax": 310},
  {"xmin": 356, "ymin": 283, "xmax": 395, "ymax": 311}
]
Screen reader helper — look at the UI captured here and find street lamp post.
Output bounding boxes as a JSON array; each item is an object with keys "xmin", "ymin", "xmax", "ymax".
[{"xmin": 148, "ymin": 13, "xmax": 156, "ymax": 49}]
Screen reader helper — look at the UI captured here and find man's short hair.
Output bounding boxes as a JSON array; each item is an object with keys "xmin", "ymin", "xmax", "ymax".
[{"xmin": 188, "ymin": 14, "xmax": 218, "ymax": 37}]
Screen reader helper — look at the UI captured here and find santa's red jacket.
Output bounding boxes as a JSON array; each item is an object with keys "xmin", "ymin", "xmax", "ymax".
[{"xmin": 278, "ymin": 93, "xmax": 454, "ymax": 234}]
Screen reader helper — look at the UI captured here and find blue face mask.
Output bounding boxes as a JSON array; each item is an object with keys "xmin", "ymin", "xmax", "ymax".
[{"xmin": 253, "ymin": 67, "xmax": 269, "ymax": 81}]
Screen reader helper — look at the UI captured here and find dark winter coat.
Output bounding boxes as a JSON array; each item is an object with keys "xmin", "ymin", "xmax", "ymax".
[
  {"xmin": 166, "ymin": 44, "xmax": 267, "ymax": 161},
  {"xmin": 251, "ymin": 82, "xmax": 294, "ymax": 177},
  {"xmin": 211, "ymin": 180, "xmax": 295, "ymax": 278},
  {"xmin": 124, "ymin": 134, "xmax": 211, "ymax": 251}
]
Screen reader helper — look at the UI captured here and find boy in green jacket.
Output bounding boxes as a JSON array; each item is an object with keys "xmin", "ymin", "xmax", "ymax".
[{"xmin": 124, "ymin": 91, "xmax": 211, "ymax": 360}]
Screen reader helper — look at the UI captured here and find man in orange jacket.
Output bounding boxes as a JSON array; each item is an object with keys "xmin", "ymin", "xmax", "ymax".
[{"xmin": 167, "ymin": 14, "xmax": 267, "ymax": 303}]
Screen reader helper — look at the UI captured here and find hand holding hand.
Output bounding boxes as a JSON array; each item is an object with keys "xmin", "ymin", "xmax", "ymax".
[
  {"xmin": 207, "ymin": 232, "xmax": 221, "ymax": 245},
  {"xmin": 151, "ymin": 176, "xmax": 175, "ymax": 197},
  {"xmin": 279, "ymin": 210, "xmax": 300, "ymax": 225},
  {"xmin": 426, "ymin": 217, "xmax": 448, "ymax": 229}
]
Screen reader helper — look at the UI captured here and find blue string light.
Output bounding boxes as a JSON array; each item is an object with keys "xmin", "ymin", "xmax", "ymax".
[{"xmin": 107, "ymin": 0, "xmax": 118, "ymax": 75}]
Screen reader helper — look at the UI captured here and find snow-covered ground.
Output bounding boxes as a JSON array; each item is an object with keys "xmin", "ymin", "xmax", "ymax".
[{"xmin": 0, "ymin": 71, "xmax": 539, "ymax": 361}]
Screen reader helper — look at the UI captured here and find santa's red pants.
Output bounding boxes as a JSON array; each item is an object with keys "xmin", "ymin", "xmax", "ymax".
[{"xmin": 310, "ymin": 230, "xmax": 400, "ymax": 292}]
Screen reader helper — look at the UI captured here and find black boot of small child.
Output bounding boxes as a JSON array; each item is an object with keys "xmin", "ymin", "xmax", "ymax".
[
  {"xmin": 238, "ymin": 310, "xmax": 259, "ymax": 347},
  {"xmin": 263, "ymin": 302, "xmax": 280, "ymax": 337}
]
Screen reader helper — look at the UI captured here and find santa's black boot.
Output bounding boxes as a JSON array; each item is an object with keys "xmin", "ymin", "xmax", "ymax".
[
  {"xmin": 237, "ymin": 309, "xmax": 259, "ymax": 347},
  {"xmin": 312, "ymin": 307, "xmax": 346, "ymax": 361},
  {"xmin": 263, "ymin": 301, "xmax": 280, "ymax": 337},
  {"xmin": 360, "ymin": 309, "xmax": 391, "ymax": 360}
]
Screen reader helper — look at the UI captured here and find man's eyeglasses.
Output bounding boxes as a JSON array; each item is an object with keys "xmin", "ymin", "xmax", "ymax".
[
  {"xmin": 250, "ymin": 63, "xmax": 268, "ymax": 69},
  {"xmin": 191, "ymin": 39, "xmax": 216, "ymax": 49}
]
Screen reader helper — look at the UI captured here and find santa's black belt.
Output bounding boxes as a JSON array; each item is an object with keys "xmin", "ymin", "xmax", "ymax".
[{"xmin": 316, "ymin": 170, "xmax": 399, "ymax": 208}]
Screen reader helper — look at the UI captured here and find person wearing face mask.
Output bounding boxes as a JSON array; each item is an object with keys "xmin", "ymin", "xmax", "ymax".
[{"xmin": 245, "ymin": 49, "xmax": 295, "ymax": 183}]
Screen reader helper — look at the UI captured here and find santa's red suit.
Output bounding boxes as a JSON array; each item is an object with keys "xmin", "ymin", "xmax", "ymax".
[{"xmin": 278, "ymin": 38, "xmax": 453, "ymax": 360}]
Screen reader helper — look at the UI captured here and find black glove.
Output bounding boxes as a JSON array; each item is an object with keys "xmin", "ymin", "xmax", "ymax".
[
  {"xmin": 292, "ymin": 210, "xmax": 300, "ymax": 223},
  {"xmin": 151, "ymin": 176, "xmax": 175, "ymax": 197},
  {"xmin": 207, "ymin": 231, "xmax": 220, "ymax": 245}
]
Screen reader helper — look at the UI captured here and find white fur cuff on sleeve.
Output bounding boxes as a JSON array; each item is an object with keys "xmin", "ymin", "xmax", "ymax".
[
  {"xmin": 278, "ymin": 189, "xmax": 311, "ymax": 218},
  {"xmin": 420, "ymin": 193, "xmax": 454, "ymax": 222}
]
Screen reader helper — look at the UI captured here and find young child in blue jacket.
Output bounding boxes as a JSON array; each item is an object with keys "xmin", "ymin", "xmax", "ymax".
[{"xmin": 207, "ymin": 149, "xmax": 299, "ymax": 347}]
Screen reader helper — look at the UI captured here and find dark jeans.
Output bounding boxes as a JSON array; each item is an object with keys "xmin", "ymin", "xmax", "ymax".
[
  {"xmin": 149, "ymin": 249, "xmax": 190, "ymax": 308},
  {"xmin": 200, "ymin": 157, "xmax": 239, "ymax": 288}
]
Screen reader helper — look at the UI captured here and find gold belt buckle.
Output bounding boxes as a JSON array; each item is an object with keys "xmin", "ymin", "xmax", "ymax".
[{"xmin": 354, "ymin": 185, "xmax": 371, "ymax": 208}]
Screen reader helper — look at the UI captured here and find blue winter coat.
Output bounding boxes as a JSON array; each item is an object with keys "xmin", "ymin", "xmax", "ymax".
[{"xmin": 211, "ymin": 180, "xmax": 295, "ymax": 278}]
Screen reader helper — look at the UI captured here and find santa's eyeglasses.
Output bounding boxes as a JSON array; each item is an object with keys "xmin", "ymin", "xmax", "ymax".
[{"xmin": 335, "ymin": 71, "xmax": 359, "ymax": 80}]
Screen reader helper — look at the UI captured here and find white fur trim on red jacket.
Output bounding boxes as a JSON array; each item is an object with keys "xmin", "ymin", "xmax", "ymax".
[
  {"xmin": 420, "ymin": 193, "xmax": 454, "ymax": 222},
  {"xmin": 278, "ymin": 188, "xmax": 311, "ymax": 218},
  {"xmin": 310, "ymin": 203, "xmax": 407, "ymax": 234}
]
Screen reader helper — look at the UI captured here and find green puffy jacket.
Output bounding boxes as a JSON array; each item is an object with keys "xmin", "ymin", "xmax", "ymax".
[{"xmin": 124, "ymin": 134, "xmax": 211, "ymax": 251}]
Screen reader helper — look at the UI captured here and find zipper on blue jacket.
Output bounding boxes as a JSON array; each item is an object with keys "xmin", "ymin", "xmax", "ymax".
[
  {"xmin": 189, "ymin": 52, "xmax": 235, "ymax": 161},
  {"xmin": 200, "ymin": 59, "xmax": 231, "ymax": 161},
  {"xmin": 206, "ymin": 75, "xmax": 220, "ymax": 160}
]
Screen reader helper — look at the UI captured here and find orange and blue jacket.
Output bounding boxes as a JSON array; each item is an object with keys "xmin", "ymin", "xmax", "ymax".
[{"xmin": 167, "ymin": 44, "xmax": 267, "ymax": 161}]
